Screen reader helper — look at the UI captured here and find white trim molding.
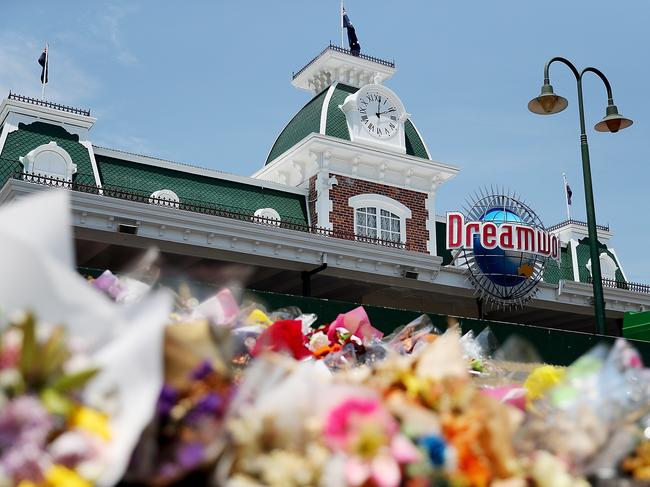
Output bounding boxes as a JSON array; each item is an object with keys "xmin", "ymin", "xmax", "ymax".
[
  {"xmin": 319, "ymin": 83, "xmax": 337, "ymax": 134},
  {"xmin": 348, "ymin": 193, "xmax": 411, "ymax": 219},
  {"xmin": 424, "ymin": 192, "xmax": 437, "ymax": 256},
  {"xmin": 570, "ymin": 239, "xmax": 580, "ymax": 282},
  {"xmin": 315, "ymin": 171, "xmax": 337, "ymax": 230},
  {"xmin": 79, "ymin": 140, "xmax": 103, "ymax": 190}
]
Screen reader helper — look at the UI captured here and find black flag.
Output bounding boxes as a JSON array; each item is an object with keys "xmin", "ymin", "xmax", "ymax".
[
  {"xmin": 342, "ymin": 10, "xmax": 361, "ymax": 55},
  {"xmin": 38, "ymin": 47, "xmax": 48, "ymax": 84},
  {"xmin": 566, "ymin": 183, "xmax": 573, "ymax": 205}
]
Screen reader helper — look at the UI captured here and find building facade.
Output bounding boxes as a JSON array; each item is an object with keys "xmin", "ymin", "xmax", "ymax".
[{"xmin": 0, "ymin": 45, "xmax": 647, "ymax": 335}]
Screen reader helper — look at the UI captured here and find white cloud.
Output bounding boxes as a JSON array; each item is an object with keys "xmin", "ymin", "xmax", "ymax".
[
  {"xmin": 0, "ymin": 32, "xmax": 99, "ymax": 106},
  {"xmin": 102, "ymin": 3, "xmax": 139, "ymax": 66}
]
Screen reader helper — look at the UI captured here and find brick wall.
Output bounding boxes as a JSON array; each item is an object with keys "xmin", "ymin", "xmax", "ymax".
[{"xmin": 310, "ymin": 173, "xmax": 429, "ymax": 253}]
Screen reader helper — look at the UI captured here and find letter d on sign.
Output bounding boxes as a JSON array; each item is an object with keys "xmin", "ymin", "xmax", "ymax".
[{"xmin": 447, "ymin": 212, "xmax": 464, "ymax": 249}]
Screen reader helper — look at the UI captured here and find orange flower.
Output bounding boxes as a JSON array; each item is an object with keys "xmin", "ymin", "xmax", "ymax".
[{"xmin": 313, "ymin": 343, "xmax": 342, "ymax": 359}]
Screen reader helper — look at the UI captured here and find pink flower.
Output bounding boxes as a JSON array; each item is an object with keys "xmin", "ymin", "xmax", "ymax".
[
  {"xmin": 0, "ymin": 329, "xmax": 20, "ymax": 369},
  {"xmin": 324, "ymin": 398, "xmax": 419, "ymax": 487},
  {"xmin": 326, "ymin": 307, "xmax": 383, "ymax": 343},
  {"xmin": 91, "ymin": 270, "xmax": 125, "ymax": 300},
  {"xmin": 192, "ymin": 288, "xmax": 240, "ymax": 325}
]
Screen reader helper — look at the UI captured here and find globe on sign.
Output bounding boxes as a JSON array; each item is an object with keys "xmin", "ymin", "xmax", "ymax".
[{"xmin": 472, "ymin": 208, "xmax": 535, "ymax": 287}]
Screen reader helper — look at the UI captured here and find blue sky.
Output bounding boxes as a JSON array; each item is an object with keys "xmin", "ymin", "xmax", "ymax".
[{"xmin": 2, "ymin": 1, "xmax": 649, "ymax": 282}]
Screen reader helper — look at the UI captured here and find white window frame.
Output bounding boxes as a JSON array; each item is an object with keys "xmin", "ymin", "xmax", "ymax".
[
  {"xmin": 19, "ymin": 141, "xmax": 77, "ymax": 182},
  {"xmin": 349, "ymin": 194, "xmax": 411, "ymax": 243},
  {"xmin": 149, "ymin": 189, "xmax": 180, "ymax": 208}
]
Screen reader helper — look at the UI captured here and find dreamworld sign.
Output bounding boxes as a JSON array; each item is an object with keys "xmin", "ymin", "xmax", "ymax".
[
  {"xmin": 446, "ymin": 212, "xmax": 560, "ymax": 261},
  {"xmin": 445, "ymin": 190, "xmax": 560, "ymax": 306}
]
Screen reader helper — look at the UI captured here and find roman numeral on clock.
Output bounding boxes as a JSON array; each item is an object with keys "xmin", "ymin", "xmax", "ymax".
[{"xmin": 361, "ymin": 115, "xmax": 368, "ymax": 121}]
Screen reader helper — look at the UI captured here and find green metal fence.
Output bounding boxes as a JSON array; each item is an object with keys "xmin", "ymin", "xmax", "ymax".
[{"xmin": 246, "ymin": 289, "xmax": 650, "ymax": 367}]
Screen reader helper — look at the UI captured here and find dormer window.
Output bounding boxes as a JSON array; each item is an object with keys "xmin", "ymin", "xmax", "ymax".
[
  {"xmin": 19, "ymin": 141, "xmax": 77, "ymax": 182},
  {"xmin": 149, "ymin": 189, "xmax": 180, "ymax": 208},
  {"xmin": 253, "ymin": 207, "xmax": 282, "ymax": 226},
  {"xmin": 349, "ymin": 194, "xmax": 411, "ymax": 243}
]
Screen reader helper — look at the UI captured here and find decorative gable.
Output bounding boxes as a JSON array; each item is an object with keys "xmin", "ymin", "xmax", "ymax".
[{"xmin": 19, "ymin": 141, "xmax": 77, "ymax": 181}]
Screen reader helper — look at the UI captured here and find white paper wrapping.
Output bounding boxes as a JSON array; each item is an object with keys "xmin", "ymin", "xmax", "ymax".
[{"xmin": 0, "ymin": 190, "xmax": 172, "ymax": 486}]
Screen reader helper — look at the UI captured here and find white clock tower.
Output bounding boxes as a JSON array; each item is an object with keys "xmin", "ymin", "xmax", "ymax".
[{"xmin": 253, "ymin": 44, "xmax": 459, "ymax": 257}]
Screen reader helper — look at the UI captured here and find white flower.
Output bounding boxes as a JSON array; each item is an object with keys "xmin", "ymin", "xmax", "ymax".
[{"xmin": 308, "ymin": 332, "xmax": 330, "ymax": 352}]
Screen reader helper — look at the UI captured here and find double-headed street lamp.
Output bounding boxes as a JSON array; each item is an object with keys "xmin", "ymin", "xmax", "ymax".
[{"xmin": 528, "ymin": 57, "xmax": 633, "ymax": 335}]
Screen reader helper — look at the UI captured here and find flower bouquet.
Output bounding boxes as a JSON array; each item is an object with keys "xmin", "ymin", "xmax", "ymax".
[
  {"xmin": 0, "ymin": 313, "xmax": 110, "ymax": 487},
  {"xmin": 0, "ymin": 191, "xmax": 173, "ymax": 486}
]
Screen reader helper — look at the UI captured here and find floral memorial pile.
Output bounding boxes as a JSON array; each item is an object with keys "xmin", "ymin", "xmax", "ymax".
[{"xmin": 1, "ymin": 191, "xmax": 649, "ymax": 487}]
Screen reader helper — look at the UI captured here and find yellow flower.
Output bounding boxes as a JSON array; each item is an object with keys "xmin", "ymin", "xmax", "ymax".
[
  {"xmin": 70, "ymin": 406, "xmax": 111, "ymax": 440},
  {"xmin": 45, "ymin": 465, "xmax": 92, "ymax": 487},
  {"xmin": 246, "ymin": 309, "xmax": 273, "ymax": 327},
  {"xmin": 524, "ymin": 365, "xmax": 565, "ymax": 405},
  {"xmin": 402, "ymin": 374, "xmax": 425, "ymax": 398}
]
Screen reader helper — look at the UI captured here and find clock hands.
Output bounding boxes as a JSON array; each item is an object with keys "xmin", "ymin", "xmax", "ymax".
[
  {"xmin": 378, "ymin": 108, "xmax": 395, "ymax": 116},
  {"xmin": 375, "ymin": 96, "xmax": 382, "ymax": 120}
]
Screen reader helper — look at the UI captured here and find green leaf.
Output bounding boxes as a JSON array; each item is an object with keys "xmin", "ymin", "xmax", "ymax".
[
  {"xmin": 40, "ymin": 387, "xmax": 74, "ymax": 417},
  {"xmin": 41, "ymin": 326, "xmax": 69, "ymax": 377},
  {"xmin": 18, "ymin": 314, "xmax": 37, "ymax": 380},
  {"xmin": 50, "ymin": 367, "xmax": 100, "ymax": 393}
]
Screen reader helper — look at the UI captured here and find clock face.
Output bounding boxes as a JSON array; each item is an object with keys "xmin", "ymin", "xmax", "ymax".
[{"xmin": 357, "ymin": 89, "xmax": 400, "ymax": 139}]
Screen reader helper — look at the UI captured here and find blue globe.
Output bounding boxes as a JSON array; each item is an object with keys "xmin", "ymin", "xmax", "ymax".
[{"xmin": 472, "ymin": 208, "xmax": 535, "ymax": 287}]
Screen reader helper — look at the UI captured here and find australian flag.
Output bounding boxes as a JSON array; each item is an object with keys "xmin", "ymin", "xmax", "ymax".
[
  {"xmin": 38, "ymin": 47, "xmax": 48, "ymax": 84},
  {"xmin": 566, "ymin": 183, "xmax": 573, "ymax": 205},
  {"xmin": 342, "ymin": 9, "xmax": 361, "ymax": 55}
]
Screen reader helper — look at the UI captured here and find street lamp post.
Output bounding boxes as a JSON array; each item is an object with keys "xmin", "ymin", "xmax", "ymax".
[{"xmin": 528, "ymin": 57, "xmax": 633, "ymax": 335}]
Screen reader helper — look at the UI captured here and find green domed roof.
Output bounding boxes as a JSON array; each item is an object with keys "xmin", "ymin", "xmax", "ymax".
[{"xmin": 265, "ymin": 83, "xmax": 430, "ymax": 165}]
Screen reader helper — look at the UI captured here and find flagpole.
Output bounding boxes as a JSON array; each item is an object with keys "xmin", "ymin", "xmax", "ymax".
[
  {"xmin": 340, "ymin": 1, "xmax": 345, "ymax": 47},
  {"xmin": 563, "ymin": 172, "xmax": 571, "ymax": 221},
  {"xmin": 41, "ymin": 43, "xmax": 48, "ymax": 100}
]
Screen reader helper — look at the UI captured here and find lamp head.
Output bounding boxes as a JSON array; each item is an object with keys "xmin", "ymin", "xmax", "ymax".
[
  {"xmin": 528, "ymin": 83, "xmax": 569, "ymax": 115},
  {"xmin": 594, "ymin": 104, "xmax": 633, "ymax": 133}
]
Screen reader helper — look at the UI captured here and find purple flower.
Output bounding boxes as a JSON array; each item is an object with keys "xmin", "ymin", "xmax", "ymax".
[
  {"xmin": 191, "ymin": 360, "xmax": 213, "ymax": 380},
  {"xmin": 1, "ymin": 442, "xmax": 48, "ymax": 483},
  {"xmin": 195, "ymin": 393, "xmax": 222, "ymax": 414},
  {"xmin": 176, "ymin": 442, "xmax": 204, "ymax": 469},
  {"xmin": 0, "ymin": 396, "xmax": 53, "ymax": 450},
  {"xmin": 185, "ymin": 393, "xmax": 223, "ymax": 425},
  {"xmin": 157, "ymin": 385, "xmax": 179, "ymax": 417},
  {"xmin": 91, "ymin": 270, "xmax": 125, "ymax": 300}
]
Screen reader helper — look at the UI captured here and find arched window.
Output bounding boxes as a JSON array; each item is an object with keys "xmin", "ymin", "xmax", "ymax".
[
  {"xmin": 19, "ymin": 142, "xmax": 77, "ymax": 182},
  {"xmin": 349, "ymin": 194, "xmax": 411, "ymax": 243},
  {"xmin": 149, "ymin": 189, "xmax": 180, "ymax": 208}
]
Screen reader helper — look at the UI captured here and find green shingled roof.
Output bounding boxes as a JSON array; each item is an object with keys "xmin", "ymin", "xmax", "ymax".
[
  {"xmin": 265, "ymin": 83, "xmax": 431, "ymax": 165},
  {"xmin": 543, "ymin": 245, "xmax": 575, "ymax": 284},
  {"xmin": 95, "ymin": 154, "xmax": 309, "ymax": 225},
  {"xmin": 0, "ymin": 122, "xmax": 96, "ymax": 186},
  {"xmin": 0, "ymin": 120, "xmax": 310, "ymax": 226}
]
